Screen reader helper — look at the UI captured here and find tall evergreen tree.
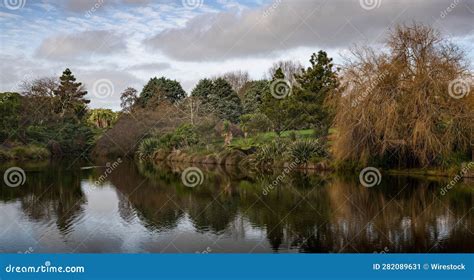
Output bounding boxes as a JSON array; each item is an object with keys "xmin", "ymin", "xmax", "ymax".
[
  {"xmin": 209, "ymin": 78, "xmax": 243, "ymax": 123},
  {"xmin": 242, "ymin": 80, "xmax": 268, "ymax": 114},
  {"xmin": 53, "ymin": 68, "xmax": 90, "ymax": 119},
  {"xmin": 139, "ymin": 77, "xmax": 186, "ymax": 106},
  {"xmin": 291, "ymin": 51, "xmax": 339, "ymax": 134},
  {"xmin": 191, "ymin": 78, "xmax": 243, "ymax": 123},
  {"xmin": 191, "ymin": 78, "xmax": 214, "ymax": 102},
  {"xmin": 262, "ymin": 68, "xmax": 290, "ymax": 136}
]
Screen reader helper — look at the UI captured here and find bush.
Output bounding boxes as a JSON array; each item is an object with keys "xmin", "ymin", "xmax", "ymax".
[
  {"xmin": 240, "ymin": 113, "xmax": 272, "ymax": 136},
  {"xmin": 0, "ymin": 149, "xmax": 13, "ymax": 161},
  {"xmin": 10, "ymin": 145, "xmax": 50, "ymax": 160},
  {"xmin": 287, "ymin": 139, "xmax": 326, "ymax": 163},
  {"xmin": 255, "ymin": 138, "xmax": 290, "ymax": 164},
  {"xmin": 137, "ymin": 138, "xmax": 161, "ymax": 160}
]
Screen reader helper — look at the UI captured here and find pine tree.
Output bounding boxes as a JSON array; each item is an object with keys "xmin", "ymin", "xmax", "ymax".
[
  {"xmin": 242, "ymin": 80, "xmax": 268, "ymax": 114},
  {"xmin": 291, "ymin": 51, "xmax": 339, "ymax": 134},
  {"xmin": 209, "ymin": 78, "xmax": 243, "ymax": 123},
  {"xmin": 53, "ymin": 68, "xmax": 90, "ymax": 119},
  {"xmin": 261, "ymin": 68, "xmax": 290, "ymax": 136}
]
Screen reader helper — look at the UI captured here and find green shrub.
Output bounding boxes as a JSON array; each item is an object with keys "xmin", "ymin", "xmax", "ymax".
[
  {"xmin": 255, "ymin": 138, "xmax": 290, "ymax": 164},
  {"xmin": 287, "ymin": 139, "xmax": 326, "ymax": 163},
  {"xmin": 0, "ymin": 149, "xmax": 13, "ymax": 160},
  {"xmin": 10, "ymin": 145, "xmax": 50, "ymax": 160},
  {"xmin": 240, "ymin": 113, "xmax": 272, "ymax": 136},
  {"xmin": 137, "ymin": 138, "xmax": 161, "ymax": 160}
]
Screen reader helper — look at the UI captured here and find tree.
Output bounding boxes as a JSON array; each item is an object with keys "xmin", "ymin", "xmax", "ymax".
[
  {"xmin": 291, "ymin": 51, "xmax": 339, "ymax": 134},
  {"xmin": 87, "ymin": 109, "xmax": 118, "ymax": 128},
  {"xmin": 0, "ymin": 92, "xmax": 21, "ymax": 142},
  {"xmin": 242, "ymin": 80, "xmax": 268, "ymax": 114},
  {"xmin": 261, "ymin": 68, "xmax": 290, "ymax": 136},
  {"xmin": 220, "ymin": 70, "xmax": 250, "ymax": 98},
  {"xmin": 53, "ymin": 68, "xmax": 90, "ymax": 119},
  {"xmin": 120, "ymin": 87, "xmax": 138, "ymax": 113},
  {"xmin": 332, "ymin": 23, "xmax": 473, "ymax": 167},
  {"xmin": 266, "ymin": 60, "xmax": 303, "ymax": 86},
  {"xmin": 191, "ymin": 78, "xmax": 214, "ymax": 101},
  {"xmin": 139, "ymin": 77, "xmax": 186, "ymax": 106},
  {"xmin": 191, "ymin": 78, "xmax": 243, "ymax": 123},
  {"xmin": 209, "ymin": 78, "xmax": 243, "ymax": 123}
]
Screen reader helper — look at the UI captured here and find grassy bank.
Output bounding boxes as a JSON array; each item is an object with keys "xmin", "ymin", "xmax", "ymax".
[{"xmin": 0, "ymin": 145, "xmax": 50, "ymax": 161}]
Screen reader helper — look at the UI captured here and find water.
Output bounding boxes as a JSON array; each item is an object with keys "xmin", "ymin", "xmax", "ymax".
[{"xmin": 0, "ymin": 159, "xmax": 472, "ymax": 253}]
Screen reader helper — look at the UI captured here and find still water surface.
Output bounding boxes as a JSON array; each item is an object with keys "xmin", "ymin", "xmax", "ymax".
[{"xmin": 0, "ymin": 159, "xmax": 472, "ymax": 253}]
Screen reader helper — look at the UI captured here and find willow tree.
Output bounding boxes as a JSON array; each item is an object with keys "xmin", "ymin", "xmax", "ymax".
[{"xmin": 332, "ymin": 23, "xmax": 473, "ymax": 167}]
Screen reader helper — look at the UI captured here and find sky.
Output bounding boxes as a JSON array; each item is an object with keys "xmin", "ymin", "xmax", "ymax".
[{"xmin": 1, "ymin": 0, "xmax": 473, "ymax": 110}]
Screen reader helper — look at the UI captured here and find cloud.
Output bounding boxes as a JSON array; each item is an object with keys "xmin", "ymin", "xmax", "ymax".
[
  {"xmin": 145, "ymin": 0, "xmax": 474, "ymax": 61},
  {"xmin": 126, "ymin": 62, "xmax": 171, "ymax": 71},
  {"xmin": 78, "ymin": 69, "xmax": 144, "ymax": 110},
  {"xmin": 36, "ymin": 30, "xmax": 127, "ymax": 60}
]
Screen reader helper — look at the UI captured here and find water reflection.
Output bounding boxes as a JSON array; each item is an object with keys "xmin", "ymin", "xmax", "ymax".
[{"xmin": 0, "ymin": 159, "xmax": 472, "ymax": 253}]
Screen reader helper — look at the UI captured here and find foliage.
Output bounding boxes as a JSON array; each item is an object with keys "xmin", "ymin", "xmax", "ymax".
[
  {"xmin": 137, "ymin": 138, "xmax": 161, "ymax": 160},
  {"xmin": 242, "ymin": 80, "xmax": 268, "ymax": 114},
  {"xmin": 287, "ymin": 139, "xmax": 326, "ymax": 163},
  {"xmin": 10, "ymin": 145, "xmax": 50, "ymax": 160},
  {"xmin": 139, "ymin": 77, "xmax": 186, "ymax": 106},
  {"xmin": 266, "ymin": 60, "xmax": 303, "ymax": 85},
  {"xmin": 93, "ymin": 104, "xmax": 182, "ymax": 157},
  {"xmin": 332, "ymin": 23, "xmax": 473, "ymax": 167},
  {"xmin": 261, "ymin": 68, "xmax": 290, "ymax": 136},
  {"xmin": 53, "ymin": 68, "xmax": 90, "ymax": 120},
  {"xmin": 192, "ymin": 78, "xmax": 243, "ymax": 123},
  {"xmin": 255, "ymin": 138, "xmax": 290, "ymax": 164},
  {"xmin": 120, "ymin": 87, "xmax": 138, "ymax": 113},
  {"xmin": 240, "ymin": 113, "xmax": 272, "ymax": 136},
  {"xmin": 289, "ymin": 51, "xmax": 339, "ymax": 133},
  {"xmin": 0, "ymin": 92, "xmax": 21, "ymax": 142},
  {"xmin": 87, "ymin": 109, "xmax": 118, "ymax": 128}
]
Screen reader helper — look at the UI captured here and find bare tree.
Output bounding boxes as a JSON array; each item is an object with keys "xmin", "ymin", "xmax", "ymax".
[
  {"xmin": 266, "ymin": 60, "xmax": 303, "ymax": 85},
  {"xmin": 332, "ymin": 23, "xmax": 473, "ymax": 167},
  {"xmin": 219, "ymin": 70, "xmax": 250, "ymax": 97}
]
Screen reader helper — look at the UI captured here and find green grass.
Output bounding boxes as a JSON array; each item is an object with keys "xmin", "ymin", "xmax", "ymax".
[{"xmin": 231, "ymin": 129, "xmax": 315, "ymax": 148}]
